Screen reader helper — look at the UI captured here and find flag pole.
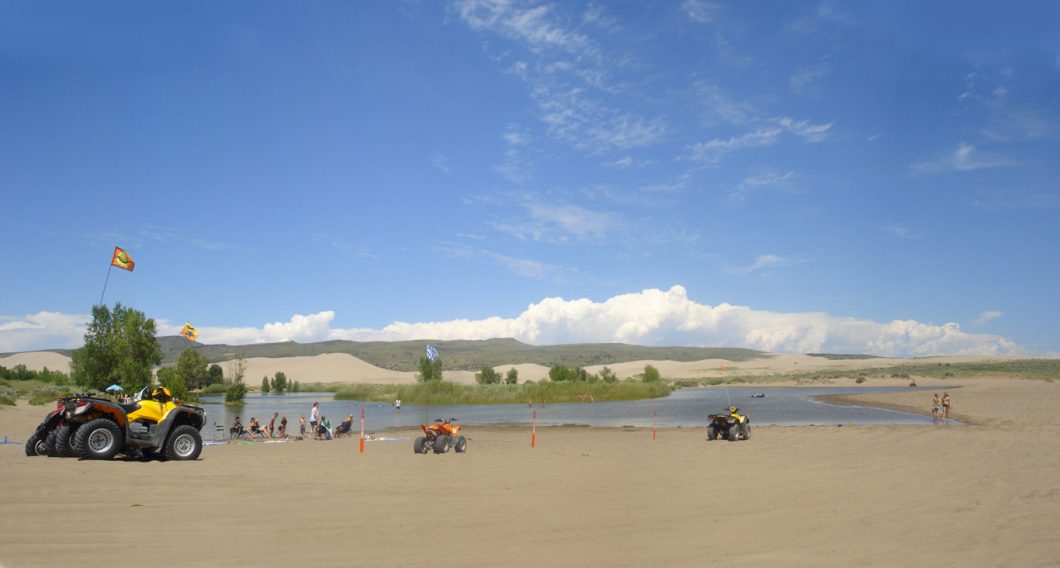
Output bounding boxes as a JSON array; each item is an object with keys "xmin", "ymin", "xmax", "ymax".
[{"xmin": 98, "ymin": 262, "xmax": 114, "ymax": 307}]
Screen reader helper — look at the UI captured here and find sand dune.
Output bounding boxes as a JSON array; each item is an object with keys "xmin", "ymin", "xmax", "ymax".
[{"xmin": 0, "ymin": 351, "xmax": 72, "ymax": 374}]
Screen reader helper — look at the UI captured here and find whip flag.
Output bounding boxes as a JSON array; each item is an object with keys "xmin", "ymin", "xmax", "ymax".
[
  {"xmin": 180, "ymin": 322, "xmax": 199, "ymax": 342},
  {"xmin": 426, "ymin": 344, "xmax": 439, "ymax": 361},
  {"xmin": 111, "ymin": 247, "xmax": 135, "ymax": 271}
]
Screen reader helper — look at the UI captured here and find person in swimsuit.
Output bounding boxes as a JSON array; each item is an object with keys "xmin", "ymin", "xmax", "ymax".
[
  {"xmin": 277, "ymin": 415, "xmax": 288, "ymax": 437},
  {"xmin": 299, "ymin": 414, "xmax": 306, "ymax": 438},
  {"xmin": 941, "ymin": 392, "xmax": 951, "ymax": 424},
  {"xmin": 931, "ymin": 393, "xmax": 942, "ymax": 425}
]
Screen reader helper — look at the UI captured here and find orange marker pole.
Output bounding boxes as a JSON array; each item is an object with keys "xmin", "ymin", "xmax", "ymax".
[
  {"xmin": 652, "ymin": 409, "xmax": 657, "ymax": 441},
  {"xmin": 531, "ymin": 409, "xmax": 536, "ymax": 448},
  {"xmin": 358, "ymin": 406, "xmax": 366, "ymax": 455}
]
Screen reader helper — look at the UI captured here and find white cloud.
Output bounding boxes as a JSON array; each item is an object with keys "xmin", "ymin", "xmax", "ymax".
[
  {"xmin": 723, "ymin": 254, "xmax": 792, "ymax": 275},
  {"xmin": 730, "ymin": 170, "xmax": 797, "ymax": 199},
  {"xmin": 495, "ymin": 126, "xmax": 535, "ymax": 182},
  {"xmin": 430, "ymin": 152, "xmax": 452, "ymax": 174},
  {"xmin": 1, "ymin": 287, "xmax": 1022, "ymax": 357},
  {"xmin": 884, "ymin": 223, "xmax": 919, "ymax": 239},
  {"xmin": 973, "ymin": 310, "xmax": 1003, "ymax": 326},
  {"xmin": 912, "ymin": 142, "xmax": 1014, "ymax": 173},
  {"xmin": 491, "ymin": 201, "xmax": 620, "ymax": 243},
  {"xmin": 682, "ymin": 0, "xmax": 721, "ymax": 23},
  {"xmin": 435, "ymin": 242, "xmax": 559, "ymax": 280},
  {"xmin": 790, "ymin": 63, "xmax": 831, "ymax": 93},
  {"xmin": 776, "ymin": 116, "xmax": 833, "ymax": 142},
  {"xmin": 0, "ymin": 312, "xmax": 89, "ymax": 353}
]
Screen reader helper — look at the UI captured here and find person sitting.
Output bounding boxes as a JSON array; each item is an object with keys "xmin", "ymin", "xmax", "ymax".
[
  {"xmin": 335, "ymin": 415, "xmax": 353, "ymax": 437},
  {"xmin": 247, "ymin": 417, "xmax": 266, "ymax": 440},
  {"xmin": 316, "ymin": 416, "xmax": 333, "ymax": 440},
  {"xmin": 277, "ymin": 416, "xmax": 288, "ymax": 438},
  {"xmin": 230, "ymin": 416, "xmax": 246, "ymax": 439}
]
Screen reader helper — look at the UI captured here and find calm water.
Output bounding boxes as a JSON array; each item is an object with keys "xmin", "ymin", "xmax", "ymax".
[{"xmin": 198, "ymin": 387, "xmax": 933, "ymax": 439}]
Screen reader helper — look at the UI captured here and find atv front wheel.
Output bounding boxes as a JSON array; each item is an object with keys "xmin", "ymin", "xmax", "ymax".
[
  {"xmin": 25, "ymin": 433, "xmax": 48, "ymax": 456},
  {"xmin": 75, "ymin": 418, "xmax": 123, "ymax": 460},
  {"xmin": 414, "ymin": 436, "xmax": 428, "ymax": 454},
  {"xmin": 164, "ymin": 425, "xmax": 203, "ymax": 460},
  {"xmin": 740, "ymin": 422, "xmax": 750, "ymax": 440},
  {"xmin": 433, "ymin": 435, "xmax": 450, "ymax": 453},
  {"xmin": 706, "ymin": 425, "xmax": 717, "ymax": 441},
  {"xmin": 453, "ymin": 435, "xmax": 467, "ymax": 453},
  {"xmin": 727, "ymin": 424, "xmax": 740, "ymax": 442}
]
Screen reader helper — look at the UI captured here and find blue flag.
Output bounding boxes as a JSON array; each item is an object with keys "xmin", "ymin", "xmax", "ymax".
[{"xmin": 426, "ymin": 344, "xmax": 439, "ymax": 361}]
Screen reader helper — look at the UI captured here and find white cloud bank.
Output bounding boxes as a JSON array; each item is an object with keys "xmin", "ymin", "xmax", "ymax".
[{"xmin": 1, "ymin": 287, "xmax": 1020, "ymax": 357}]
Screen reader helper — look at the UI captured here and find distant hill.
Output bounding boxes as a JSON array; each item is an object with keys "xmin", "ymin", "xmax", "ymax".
[{"xmin": 151, "ymin": 336, "xmax": 767, "ymax": 371}]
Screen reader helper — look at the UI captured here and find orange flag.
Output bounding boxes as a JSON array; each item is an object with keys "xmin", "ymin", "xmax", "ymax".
[
  {"xmin": 111, "ymin": 247, "xmax": 135, "ymax": 271},
  {"xmin": 180, "ymin": 322, "xmax": 199, "ymax": 342}
]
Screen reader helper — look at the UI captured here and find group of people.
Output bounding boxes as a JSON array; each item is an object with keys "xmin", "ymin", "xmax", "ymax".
[
  {"xmin": 231, "ymin": 412, "xmax": 288, "ymax": 440},
  {"xmin": 931, "ymin": 392, "xmax": 952, "ymax": 425}
]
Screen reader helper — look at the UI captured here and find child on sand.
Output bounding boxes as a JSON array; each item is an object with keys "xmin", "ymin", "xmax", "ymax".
[{"xmin": 299, "ymin": 414, "xmax": 306, "ymax": 438}]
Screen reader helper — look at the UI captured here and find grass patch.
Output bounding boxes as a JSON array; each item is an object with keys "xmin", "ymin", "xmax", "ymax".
[{"xmin": 333, "ymin": 380, "xmax": 672, "ymax": 404}]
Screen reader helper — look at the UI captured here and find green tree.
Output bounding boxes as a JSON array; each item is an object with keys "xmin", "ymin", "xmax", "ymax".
[
  {"xmin": 207, "ymin": 364, "xmax": 224, "ymax": 387},
  {"xmin": 272, "ymin": 371, "xmax": 287, "ymax": 393},
  {"xmin": 417, "ymin": 356, "xmax": 443, "ymax": 382},
  {"xmin": 176, "ymin": 348, "xmax": 210, "ymax": 390},
  {"xmin": 599, "ymin": 366, "xmax": 617, "ymax": 383},
  {"xmin": 549, "ymin": 365, "xmax": 575, "ymax": 382},
  {"xmin": 505, "ymin": 367, "xmax": 519, "ymax": 385},
  {"xmin": 475, "ymin": 365, "xmax": 501, "ymax": 385},
  {"xmin": 292, "ymin": 380, "xmax": 300, "ymax": 393},
  {"xmin": 156, "ymin": 367, "xmax": 188, "ymax": 401},
  {"xmin": 224, "ymin": 354, "xmax": 248, "ymax": 404},
  {"xmin": 642, "ymin": 364, "xmax": 661, "ymax": 383},
  {"xmin": 261, "ymin": 376, "xmax": 271, "ymax": 393},
  {"xmin": 70, "ymin": 303, "xmax": 162, "ymax": 392}
]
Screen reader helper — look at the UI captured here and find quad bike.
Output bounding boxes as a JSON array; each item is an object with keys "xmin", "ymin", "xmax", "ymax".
[
  {"xmin": 25, "ymin": 399, "xmax": 66, "ymax": 457},
  {"xmin": 707, "ymin": 406, "xmax": 751, "ymax": 442},
  {"xmin": 414, "ymin": 417, "xmax": 467, "ymax": 454},
  {"xmin": 29, "ymin": 386, "xmax": 207, "ymax": 460}
]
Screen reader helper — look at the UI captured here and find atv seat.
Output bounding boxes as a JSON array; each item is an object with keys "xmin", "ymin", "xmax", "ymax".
[{"xmin": 120, "ymin": 403, "xmax": 141, "ymax": 414}]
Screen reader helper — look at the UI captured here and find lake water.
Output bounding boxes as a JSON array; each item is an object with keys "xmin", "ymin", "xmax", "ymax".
[{"xmin": 198, "ymin": 386, "xmax": 933, "ymax": 438}]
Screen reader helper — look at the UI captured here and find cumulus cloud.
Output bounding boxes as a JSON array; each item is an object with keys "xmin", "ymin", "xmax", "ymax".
[{"xmin": 2, "ymin": 287, "xmax": 1021, "ymax": 357}]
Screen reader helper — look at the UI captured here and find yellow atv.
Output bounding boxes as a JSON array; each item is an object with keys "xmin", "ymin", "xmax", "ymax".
[
  {"xmin": 58, "ymin": 386, "xmax": 206, "ymax": 460},
  {"xmin": 707, "ymin": 407, "xmax": 750, "ymax": 442}
]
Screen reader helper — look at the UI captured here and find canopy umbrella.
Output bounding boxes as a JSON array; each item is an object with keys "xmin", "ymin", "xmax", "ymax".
[{"xmin": 105, "ymin": 384, "xmax": 123, "ymax": 392}]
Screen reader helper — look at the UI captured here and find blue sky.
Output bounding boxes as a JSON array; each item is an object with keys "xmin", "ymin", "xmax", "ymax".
[{"xmin": 2, "ymin": 1, "xmax": 1058, "ymax": 356}]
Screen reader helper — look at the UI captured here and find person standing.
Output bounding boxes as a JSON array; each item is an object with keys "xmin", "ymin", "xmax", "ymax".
[
  {"xmin": 931, "ymin": 393, "xmax": 942, "ymax": 425},
  {"xmin": 298, "ymin": 414, "xmax": 306, "ymax": 438},
  {"xmin": 310, "ymin": 402, "xmax": 320, "ymax": 439},
  {"xmin": 941, "ymin": 392, "xmax": 951, "ymax": 424},
  {"xmin": 394, "ymin": 398, "xmax": 401, "ymax": 412},
  {"xmin": 267, "ymin": 412, "xmax": 278, "ymax": 438}
]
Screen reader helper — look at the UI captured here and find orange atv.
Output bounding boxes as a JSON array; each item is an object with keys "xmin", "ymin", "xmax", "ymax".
[{"xmin": 414, "ymin": 417, "xmax": 467, "ymax": 454}]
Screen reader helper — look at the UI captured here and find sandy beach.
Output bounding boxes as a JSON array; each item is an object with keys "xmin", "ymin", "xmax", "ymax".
[{"xmin": 1, "ymin": 374, "xmax": 1058, "ymax": 567}]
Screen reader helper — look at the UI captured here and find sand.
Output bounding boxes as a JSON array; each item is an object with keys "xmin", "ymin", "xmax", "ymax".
[{"xmin": 1, "ymin": 376, "xmax": 1058, "ymax": 567}]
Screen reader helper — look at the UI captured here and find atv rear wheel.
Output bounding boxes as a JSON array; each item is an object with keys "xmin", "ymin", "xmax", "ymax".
[
  {"xmin": 706, "ymin": 425, "xmax": 717, "ymax": 441},
  {"xmin": 453, "ymin": 435, "xmax": 467, "ymax": 453},
  {"xmin": 25, "ymin": 433, "xmax": 48, "ymax": 456},
  {"xmin": 45, "ymin": 429, "xmax": 61, "ymax": 457},
  {"xmin": 433, "ymin": 435, "xmax": 450, "ymax": 453},
  {"xmin": 164, "ymin": 425, "xmax": 203, "ymax": 461},
  {"xmin": 75, "ymin": 418, "xmax": 123, "ymax": 460},
  {"xmin": 55, "ymin": 424, "xmax": 79, "ymax": 457},
  {"xmin": 740, "ymin": 421, "xmax": 750, "ymax": 440},
  {"xmin": 728, "ymin": 424, "xmax": 740, "ymax": 442},
  {"xmin": 414, "ymin": 436, "xmax": 428, "ymax": 454}
]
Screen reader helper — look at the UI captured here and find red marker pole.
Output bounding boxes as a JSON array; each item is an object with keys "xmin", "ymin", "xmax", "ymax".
[
  {"xmin": 358, "ymin": 406, "xmax": 366, "ymax": 455},
  {"xmin": 531, "ymin": 409, "xmax": 536, "ymax": 448},
  {"xmin": 653, "ymin": 408, "xmax": 657, "ymax": 441}
]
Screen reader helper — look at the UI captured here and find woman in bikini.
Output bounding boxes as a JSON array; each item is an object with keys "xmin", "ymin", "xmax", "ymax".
[{"xmin": 941, "ymin": 392, "xmax": 951, "ymax": 424}]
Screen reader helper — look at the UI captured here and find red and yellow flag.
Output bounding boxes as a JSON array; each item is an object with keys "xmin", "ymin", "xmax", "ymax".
[
  {"xmin": 180, "ymin": 322, "xmax": 199, "ymax": 342},
  {"xmin": 111, "ymin": 247, "xmax": 135, "ymax": 271}
]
